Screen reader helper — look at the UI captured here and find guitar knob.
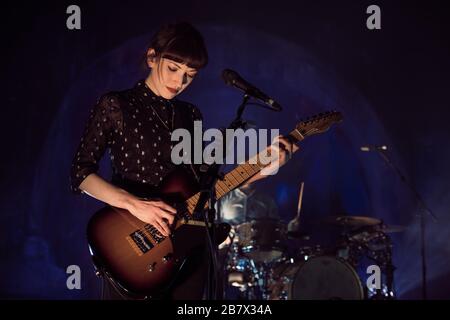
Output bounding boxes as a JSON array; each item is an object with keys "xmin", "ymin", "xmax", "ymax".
[
  {"xmin": 162, "ymin": 253, "xmax": 173, "ymax": 263},
  {"xmin": 148, "ymin": 262, "xmax": 156, "ymax": 272}
]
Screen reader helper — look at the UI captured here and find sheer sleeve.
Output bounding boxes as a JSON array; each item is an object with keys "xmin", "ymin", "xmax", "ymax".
[{"xmin": 69, "ymin": 93, "xmax": 122, "ymax": 194}]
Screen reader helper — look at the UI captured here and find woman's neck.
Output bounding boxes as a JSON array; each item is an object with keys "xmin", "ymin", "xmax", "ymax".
[{"xmin": 144, "ymin": 75, "xmax": 161, "ymax": 97}]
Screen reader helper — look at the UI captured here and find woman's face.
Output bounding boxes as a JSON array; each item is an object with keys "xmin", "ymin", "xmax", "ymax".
[{"xmin": 146, "ymin": 49, "xmax": 198, "ymax": 99}]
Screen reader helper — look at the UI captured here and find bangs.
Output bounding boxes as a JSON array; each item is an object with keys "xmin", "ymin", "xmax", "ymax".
[
  {"xmin": 150, "ymin": 22, "xmax": 208, "ymax": 70},
  {"xmin": 161, "ymin": 37, "xmax": 208, "ymax": 69}
]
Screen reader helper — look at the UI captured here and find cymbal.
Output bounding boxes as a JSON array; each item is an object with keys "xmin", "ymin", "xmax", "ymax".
[
  {"xmin": 322, "ymin": 215, "xmax": 381, "ymax": 228},
  {"xmin": 375, "ymin": 224, "xmax": 406, "ymax": 233}
]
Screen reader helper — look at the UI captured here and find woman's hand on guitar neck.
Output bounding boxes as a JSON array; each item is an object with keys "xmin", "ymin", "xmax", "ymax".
[
  {"xmin": 126, "ymin": 199, "xmax": 177, "ymax": 237},
  {"xmin": 245, "ymin": 135, "xmax": 300, "ymax": 186},
  {"xmin": 272, "ymin": 134, "xmax": 300, "ymax": 165}
]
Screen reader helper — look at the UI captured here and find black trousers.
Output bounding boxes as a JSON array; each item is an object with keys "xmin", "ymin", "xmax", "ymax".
[{"xmin": 101, "ymin": 245, "xmax": 209, "ymax": 300}]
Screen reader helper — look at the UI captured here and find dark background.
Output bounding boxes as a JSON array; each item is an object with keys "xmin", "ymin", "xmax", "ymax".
[{"xmin": 1, "ymin": 0, "xmax": 449, "ymax": 299}]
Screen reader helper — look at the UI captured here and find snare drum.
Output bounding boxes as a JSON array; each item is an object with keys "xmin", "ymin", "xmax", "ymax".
[
  {"xmin": 269, "ymin": 255, "xmax": 364, "ymax": 300},
  {"xmin": 236, "ymin": 219, "xmax": 287, "ymax": 263}
]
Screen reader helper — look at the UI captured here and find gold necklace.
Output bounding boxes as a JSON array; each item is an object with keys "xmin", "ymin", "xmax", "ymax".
[{"xmin": 149, "ymin": 103, "xmax": 175, "ymax": 132}]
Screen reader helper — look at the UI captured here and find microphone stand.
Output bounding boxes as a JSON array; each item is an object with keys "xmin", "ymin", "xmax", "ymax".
[
  {"xmin": 375, "ymin": 148, "xmax": 438, "ymax": 300},
  {"xmin": 193, "ymin": 94, "xmax": 251, "ymax": 300}
]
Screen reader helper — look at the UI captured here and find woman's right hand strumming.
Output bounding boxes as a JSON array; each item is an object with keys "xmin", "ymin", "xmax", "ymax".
[
  {"xmin": 126, "ymin": 199, "xmax": 177, "ymax": 237},
  {"xmin": 78, "ymin": 173, "xmax": 177, "ymax": 237}
]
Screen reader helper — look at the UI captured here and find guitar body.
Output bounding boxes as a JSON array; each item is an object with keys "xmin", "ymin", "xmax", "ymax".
[{"xmin": 87, "ymin": 168, "xmax": 209, "ymax": 299}]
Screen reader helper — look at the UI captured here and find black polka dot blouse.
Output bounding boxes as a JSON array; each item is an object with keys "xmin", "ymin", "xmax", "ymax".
[{"xmin": 70, "ymin": 80, "xmax": 203, "ymax": 198}]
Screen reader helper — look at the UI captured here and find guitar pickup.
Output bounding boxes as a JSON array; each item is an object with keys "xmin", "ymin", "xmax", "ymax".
[
  {"xmin": 144, "ymin": 224, "xmax": 165, "ymax": 243},
  {"xmin": 129, "ymin": 230, "xmax": 154, "ymax": 254}
]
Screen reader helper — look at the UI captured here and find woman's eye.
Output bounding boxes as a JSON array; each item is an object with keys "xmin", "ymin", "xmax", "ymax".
[{"xmin": 168, "ymin": 66, "xmax": 177, "ymax": 72}]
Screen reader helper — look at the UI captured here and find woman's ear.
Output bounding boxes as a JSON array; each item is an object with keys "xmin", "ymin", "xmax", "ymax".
[{"xmin": 146, "ymin": 48, "xmax": 157, "ymax": 68}]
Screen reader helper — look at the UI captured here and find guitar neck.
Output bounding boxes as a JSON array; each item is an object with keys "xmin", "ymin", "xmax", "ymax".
[
  {"xmin": 184, "ymin": 128, "xmax": 304, "ymax": 214},
  {"xmin": 216, "ymin": 128, "xmax": 305, "ymax": 197}
]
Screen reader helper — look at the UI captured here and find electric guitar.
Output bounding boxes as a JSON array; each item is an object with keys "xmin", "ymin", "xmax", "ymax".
[{"xmin": 86, "ymin": 110, "xmax": 343, "ymax": 299}]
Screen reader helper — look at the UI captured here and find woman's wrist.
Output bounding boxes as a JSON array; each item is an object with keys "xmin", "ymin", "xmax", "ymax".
[{"xmin": 115, "ymin": 189, "xmax": 139, "ymax": 211}]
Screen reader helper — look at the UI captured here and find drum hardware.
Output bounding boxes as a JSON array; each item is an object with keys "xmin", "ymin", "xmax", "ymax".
[{"xmin": 287, "ymin": 182, "xmax": 310, "ymax": 240}]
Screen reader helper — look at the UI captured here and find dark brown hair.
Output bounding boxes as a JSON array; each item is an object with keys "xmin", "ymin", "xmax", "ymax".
[{"xmin": 147, "ymin": 21, "xmax": 208, "ymax": 70}]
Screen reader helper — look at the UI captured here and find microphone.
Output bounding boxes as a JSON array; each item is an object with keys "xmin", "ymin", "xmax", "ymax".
[
  {"xmin": 360, "ymin": 145, "xmax": 388, "ymax": 152},
  {"xmin": 222, "ymin": 69, "xmax": 282, "ymax": 111}
]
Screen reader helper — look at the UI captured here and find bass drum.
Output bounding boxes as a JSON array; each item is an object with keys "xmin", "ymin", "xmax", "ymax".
[{"xmin": 269, "ymin": 255, "xmax": 364, "ymax": 300}]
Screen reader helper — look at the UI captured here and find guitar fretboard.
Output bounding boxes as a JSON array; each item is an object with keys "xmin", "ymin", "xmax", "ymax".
[{"xmin": 184, "ymin": 129, "xmax": 304, "ymax": 215}]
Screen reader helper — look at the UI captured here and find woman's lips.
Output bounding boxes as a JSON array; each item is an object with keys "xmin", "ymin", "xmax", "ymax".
[{"xmin": 166, "ymin": 87, "xmax": 178, "ymax": 94}]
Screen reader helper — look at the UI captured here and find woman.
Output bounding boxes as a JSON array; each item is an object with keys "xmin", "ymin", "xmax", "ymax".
[{"xmin": 70, "ymin": 21, "xmax": 297, "ymax": 300}]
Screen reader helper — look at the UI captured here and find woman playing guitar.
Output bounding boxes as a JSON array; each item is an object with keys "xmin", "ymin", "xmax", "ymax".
[{"xmin": 70, "ymin": 21, "xmax": 298, "ymax": 300}]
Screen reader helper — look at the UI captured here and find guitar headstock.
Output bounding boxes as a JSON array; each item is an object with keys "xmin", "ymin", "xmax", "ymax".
[{"xmin": 292, "ymin": 110, "xmax": 343, "ymax": 141}]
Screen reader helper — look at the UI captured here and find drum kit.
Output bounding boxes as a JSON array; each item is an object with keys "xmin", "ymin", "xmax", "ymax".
[{"xmin": 219, "ymin": 214, "xmax": 404, "ymax": 300}]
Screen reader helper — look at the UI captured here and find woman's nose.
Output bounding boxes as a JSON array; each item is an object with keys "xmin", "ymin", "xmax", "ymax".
[
  {"xmin": 173, "ymin": 73, "xmax": 188, "ymax": 89},
  {"xmin": 173, "ymin": 75, "xmax": 184, "ymax": 89}
]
